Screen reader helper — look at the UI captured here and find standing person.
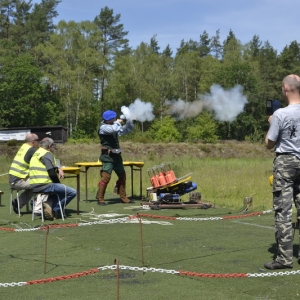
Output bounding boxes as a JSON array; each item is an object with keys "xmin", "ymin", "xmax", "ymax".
[
  {"xmin": 29, "ymin": 137, "xmax": 76, "ymax": 220},
  {"xmin": 264, "ymin": 74, "xmax": 300, "ymax": 270},
  {"xmin": 96, "ymin": 110, "xmax": 134, "ymax": 206},
  {"xmin": 9, "ymin": 133, "xmax": 40, "ymax": 213}
]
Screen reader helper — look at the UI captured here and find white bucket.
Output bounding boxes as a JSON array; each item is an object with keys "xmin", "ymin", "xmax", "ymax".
[{"xmin": 150, "ymin": 193, "xmax": 157, "ymax": 201}]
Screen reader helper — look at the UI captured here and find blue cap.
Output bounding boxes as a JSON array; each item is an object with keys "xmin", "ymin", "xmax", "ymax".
[{"xmin": 102, "ymin": 110, "xmax": 117, "ymax": 121}]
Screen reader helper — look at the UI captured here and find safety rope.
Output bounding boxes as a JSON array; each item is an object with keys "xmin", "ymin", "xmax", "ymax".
[
  {"xmin": 2, "ymin": 264, "xmax": 300, "ymax": 287},
  {"xmin": 0, "ymin": 210, "xmax": 274, "ymax": 232},
  {"xmin": 129, "ymin": 209, "xmax": 273, "ymax": 221},
  {"xmin": 0, "ymin": 216, "xmax": 175, "ymax": 232}
]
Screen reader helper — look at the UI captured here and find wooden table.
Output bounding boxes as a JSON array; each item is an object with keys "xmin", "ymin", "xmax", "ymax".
[
  {"xmin": 74, "ymin": 161, "xmax": 145, "ymax": 202},
  {"xmin": 61, "ymin": 167, "xmax": 81, "ymax": 214}
]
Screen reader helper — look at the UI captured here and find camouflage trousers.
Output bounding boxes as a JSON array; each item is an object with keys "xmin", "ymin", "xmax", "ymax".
[{"xmin": 272, "ymin": 154, "xmax": 300, "ymax": 266}]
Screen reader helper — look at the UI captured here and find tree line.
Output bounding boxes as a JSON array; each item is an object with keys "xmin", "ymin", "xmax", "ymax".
[{"xmin": 0, "ymin": 0, "xmax": 299, "ymax": 142}]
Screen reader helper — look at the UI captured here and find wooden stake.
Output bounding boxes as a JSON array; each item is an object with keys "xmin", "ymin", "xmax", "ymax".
[
  {"xmin": 114, "ymin": 258, "xmax": 120, "ymax": 300},
  {"xmin": 137, "ymin": 214, "xmax": 145, "ymax": 274},
  {"xmin": 44, "ymin": 226, "xmax": 49, "ymax": 274}
]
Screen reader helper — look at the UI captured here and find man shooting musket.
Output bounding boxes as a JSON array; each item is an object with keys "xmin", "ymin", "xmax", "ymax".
[{"xmin": 96, "ymin": 110, "xmax": 135, "ymax": 206}]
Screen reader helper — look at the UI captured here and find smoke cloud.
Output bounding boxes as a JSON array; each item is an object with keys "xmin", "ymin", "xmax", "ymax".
[
  {"xmin": 121, "ymin": 98, "xmax": 155, "ymax": 122},
  {"xmin": 165, "ymin": 84, "xmax": 248, "ymax": 122}
]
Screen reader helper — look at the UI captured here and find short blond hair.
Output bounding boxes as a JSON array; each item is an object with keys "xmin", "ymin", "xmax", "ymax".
[{"xmin": 282, "ymin": 74, "xmax": 300, "ymax": 94}]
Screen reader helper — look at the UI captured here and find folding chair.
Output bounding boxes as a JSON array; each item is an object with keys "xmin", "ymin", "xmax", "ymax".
[
  {"xmin": 32, "ymin": 193, "xmax": 65, "ymax": 222},
  {"xmin": 10, "ymin": 188, "xmax": 22, "ymax": 217}
]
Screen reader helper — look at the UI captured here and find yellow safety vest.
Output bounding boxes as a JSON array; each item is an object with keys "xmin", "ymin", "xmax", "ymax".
[
  {"xmin": 9, "ymin": 143, "xmax": 32, "ymax": 179},
  {"xmin": 29, "ymin": 147, "xmax": 56, "ymax": 185}
]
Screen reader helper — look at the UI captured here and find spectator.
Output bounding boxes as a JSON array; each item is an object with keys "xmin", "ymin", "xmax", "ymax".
[
  {"xmin": 9, "ymin": 133, "xmax": 40, "ymax": 214},
  {"xmin": 29, "ymin": 137, "xmax": 76, "ymax": 220}
]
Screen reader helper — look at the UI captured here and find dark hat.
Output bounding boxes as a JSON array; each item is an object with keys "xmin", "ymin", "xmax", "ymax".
[{"xmin": 102, "ymin": 110, "xmax": 117, "ymax": 121}]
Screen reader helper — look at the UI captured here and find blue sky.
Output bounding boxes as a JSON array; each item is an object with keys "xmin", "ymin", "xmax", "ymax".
[{"xmin": 33, "ymin": 0, "xmax": 299, "ymax": 54}]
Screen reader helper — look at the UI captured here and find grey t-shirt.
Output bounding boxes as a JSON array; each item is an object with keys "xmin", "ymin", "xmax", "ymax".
[
  {"xmin": 268, "ymin": 104, "xmax": 300, "ymax": 158},
  {"xmin": 31, "ymin": 152, "xmax": 58, "ymax": 192}
]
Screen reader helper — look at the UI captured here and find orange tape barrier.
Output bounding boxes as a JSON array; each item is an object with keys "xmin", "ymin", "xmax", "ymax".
[
  {"xmin": 26, "ymin": 268, "xmax": 99, "ymax": 285},
  {"xmin": 179, "ymin": 270, "xmax": 248, "ymax": 278},
  {"xmin": 222, "ymin": 211, "xmax": 264, "ymax": 220},
  {"xmin": 0, "ymin": 227, "xmax": 15, "ymax": 232},
  {"xmin": 39, "ymin": 223, "xmax": 79, "ymax": 230}
]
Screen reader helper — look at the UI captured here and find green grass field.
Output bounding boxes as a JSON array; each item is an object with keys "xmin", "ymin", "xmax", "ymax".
[
  {"xmin": 0, "ymin": 183, "xmax": 300, "ymax": 300},
  {"xmin": 2, "ymin": 142, "xmax": 299, "ymax": 299}
]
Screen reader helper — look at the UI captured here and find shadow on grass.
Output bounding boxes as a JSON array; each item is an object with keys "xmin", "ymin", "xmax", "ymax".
[
  {"xmin": 267, "ymin": 243, "xmax": 300, "ymax": 260},
  {"xmin": 84, "ymin": 197, "xmax": 141, "ymax": 205},
  {"xmin": 158, "ymin": 246, "xmax": 265, "ymax": 267},
  {"xmin": 6, "ymin": 253, "xmax": 102, "ymax": 275}
]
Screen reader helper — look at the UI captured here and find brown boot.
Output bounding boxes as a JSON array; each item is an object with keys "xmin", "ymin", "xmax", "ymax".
[
  {"xmin": 117, "ymin": 172, "xmax": 134, "ymax": 204},
  {"xmin": 96, "ymin": 171, "xmax": 111, "ymax": 205}
]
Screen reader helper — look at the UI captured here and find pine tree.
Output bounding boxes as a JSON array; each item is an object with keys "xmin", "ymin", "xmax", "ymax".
[
  {"xmin": 176, "ymin": 39, "xmax": 189, "ymax": 55},
  {"xmin": 10, "ymin": 0, "xmax": 32, "ymax": 52},
  {"xmin": 93, "ymin": 6, "xmax": 129, "ymax": 115},
  {"xmin": 150, "ymin": 34, "xmax": 160, "ymax": 54},
  {"xmin": 279, "ymin": 40, "xmax": 300, "ymax": 75},
  {"xmin": 176, "ymin": 39, "xmax": 198, "ymax": 55},
  {"xmin": 223, "ymin": 29, "xmax": 241, "ymax": 62},
  {"xmin": 198, "ymin": 30, "xmax": 211, "ymax": 57},
  {"xmin": 26, "ymin": 0, "xmax": 61, "ymax": 48},
  {"xmin": 210, "ymin": 29, "xmax": 222, "ymax": 59},
  {"xmin": 249, "ymin": 34, "xmax": 262, "ymax": 58},
  {"xmin": 0, "ymin": 0, "xmax": 60, "ymax": 51},
  {"xmin": 162, "ymin": 44, "xmax": 173, "ymax": 57},
  {"xmin": 0, "ymin": 0, "xmax": 16, "ymax": 40},
  {"xmin": 223, "ymin": 29, "xmax": 236, "ymax": 47}
]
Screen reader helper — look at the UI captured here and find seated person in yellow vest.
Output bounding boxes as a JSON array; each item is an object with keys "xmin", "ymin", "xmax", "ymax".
[
  {"xmin": 9, "ymin": 133, "xmax": 40, "ymax": 214},
  {"xmin": 96, "ymin": 110, "xmax": 135, "ymax": 206},
  {"xmin": 29, "ymin": 137, "xmax": 76, "ymax": 220}
]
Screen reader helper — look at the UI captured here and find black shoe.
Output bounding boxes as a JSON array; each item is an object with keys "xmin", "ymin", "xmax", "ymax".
[
  {"xmin": 264, "ymin": 261, "xmax": 293, "ymax": 270},
  {"xmin": 97, "ymin": 201, "xmax": 107, "ymax": 206},
  {"xmin": 12, "ymin": 199, "xmax": 19, "ymax": 214},
  {"xmin": 53, "ymin": 210, "xmax": 61, "ymax": 220}
]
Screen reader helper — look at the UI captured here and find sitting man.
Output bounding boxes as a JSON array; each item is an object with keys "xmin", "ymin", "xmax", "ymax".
[
  {"xmin": 29, "ymin": 137, "xmax": 76, "ymax": 220},
  {"xmin": 9, "ymin": 133, "xmax": 40, "ymax": 213},
  {"xmin": 96, "ymin": 110, "xmax": 134, "ymax": 205}
]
